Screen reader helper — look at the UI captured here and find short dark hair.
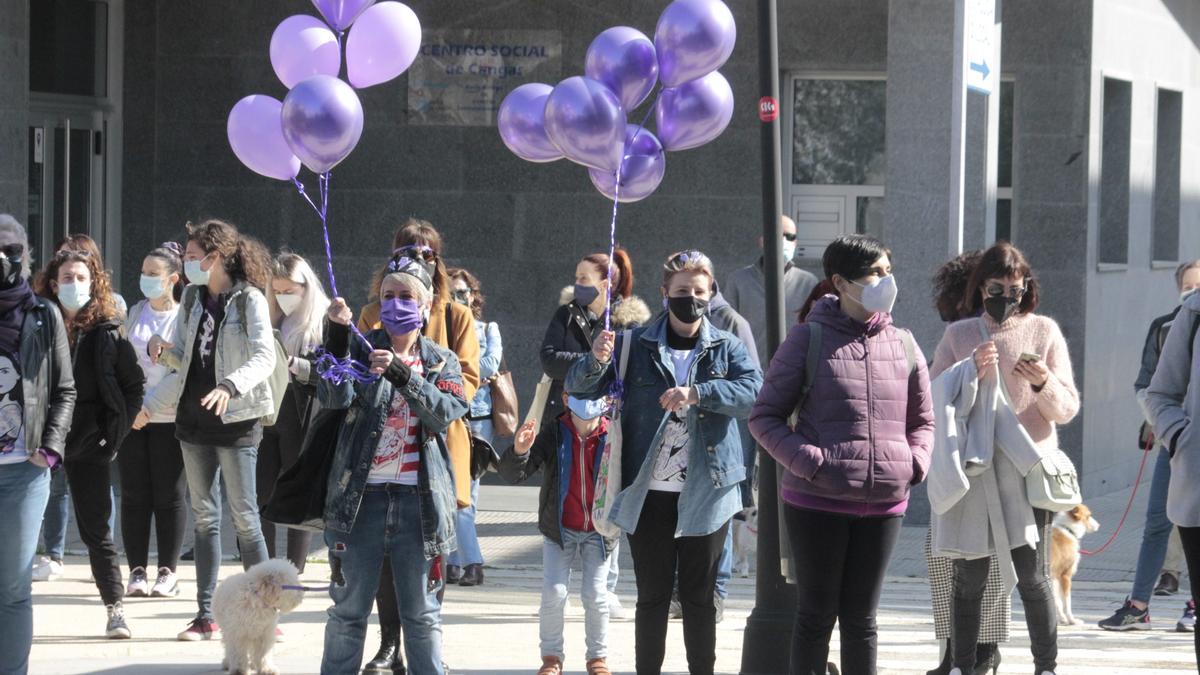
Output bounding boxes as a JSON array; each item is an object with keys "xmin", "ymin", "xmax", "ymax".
[
  {"xmin": 961, "ymin": 241, "xmax": 1040, "ymax": 317},
  {"xmin": 822, "ymin": 234, "xmax": 891, "ymax": 282}
]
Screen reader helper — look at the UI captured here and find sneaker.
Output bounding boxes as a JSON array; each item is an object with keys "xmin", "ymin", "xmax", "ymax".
[
  {"xmin": 1156, "ymin": 571, "xmax": 1181, "ymax": 596},
  {"xmin": 105, "ymin": 603, "xmax": 132, "ymax": 639},
  {"xmin": 126, "ymin": 567, "xmax": 149, "ymax": 597},
  {"xmin": 714, "ymin": 594, "xmax": 725, "ymax": 624},
  {"xmin": 607, "ymin": 592, "xmax": 626, "ymax": 620},
  {"xmin": 669, "ymin": 591, "xmax": 683, "ymax": 619},
  {"xmin": 32, "ymin": 557, "xmax": 63, "ymax": 582},
  {"xmin": 177, "ymin": 617, "xmax": 219, "ymax": 641},
  {"xmin": 1178, "ymin": 600, "xmax": 1197, "ymax": 632},
  {"xmin": 151, "ymin": 567, "xmax": 179, "ymax": 598},
  {"xmin": 1098, "ymin": 598, "xmax": 1151, "ymax": 631}
]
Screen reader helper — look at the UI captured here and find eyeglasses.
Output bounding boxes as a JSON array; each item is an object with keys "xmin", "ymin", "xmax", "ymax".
[
  {"xmin": 0, "ymin": 243, "xmax": 25, "ymax": 259},
  {"xmin": 782, "ymin": 233, "xmax": 797, "ymax": 242},
  {"xmin": 985, "ymin": 283, "xmax": 1026, "ymax": 299},
  {"xmin": 393, "ymin": 245, "xmax": 436, "ymax": 262}
]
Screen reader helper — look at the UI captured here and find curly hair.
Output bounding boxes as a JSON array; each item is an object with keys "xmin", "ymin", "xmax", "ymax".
[
  {"xmin": 447, "ymin": 267, "xmax": 485, "ymax": 320},
  {"xmin": 932, "ymin": 250, "xmax": 983, "ymax": 323},
  {"xmin": 186, "ymin": 219, "xmax": 272, "ymax": 291},
  {"xmin": 35, "ymin": 249, "xmax": 121, "ymax": 346}
]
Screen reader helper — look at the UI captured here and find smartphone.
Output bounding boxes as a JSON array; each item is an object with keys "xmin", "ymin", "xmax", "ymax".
[{"xmin": 1019, "ymin": 352, "xmax": 1042, "ymax": 363}]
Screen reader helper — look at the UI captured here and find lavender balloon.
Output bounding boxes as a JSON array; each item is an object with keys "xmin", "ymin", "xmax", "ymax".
[
  {"xmin": 656, "ymin": 70, "xmax": 733, "ymax": 151},
  {"xmin": 346, "ymin": 1, "xmax": 422, "ymax": 89},
  {"xmin": 544, "ymin": 76, "xmax": 627, "ymax": 172},
  {"xmin": 281, "ymin": 75, "xmax": 365, "ymax": 174},
  {"xmin": 227, "ymin": 95, "xmax": 301, "ymax": 181},
  {"xmin": 589, "ymin": 125, "xmax": 666, "ymax": 203},
  {"xmin": 311, "ymin": 0, "xmax": 375, "ymax": 31},
  {"xmin": 270, "ymin": 15, "xmax": 341, "ymax": 89},
  {"xmin": 498, "ymin": 83, "xmax": 563, "ymax": 163},
  {"xmin": 655, "ymin": 0, "xmax": 737, "ymax": 88},
  {"xmin": 585, "ymin": 27, "xmax": 659, "ymax": 111}
]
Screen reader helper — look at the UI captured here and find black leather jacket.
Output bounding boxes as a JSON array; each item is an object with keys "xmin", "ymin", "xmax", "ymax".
[{"xmin": 18, "ymin": 296, "xmax": 76, "ymax": 458}]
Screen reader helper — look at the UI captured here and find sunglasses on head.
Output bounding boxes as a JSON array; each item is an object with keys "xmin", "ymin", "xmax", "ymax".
[
  {"xmin": 53, "ymin": 248, "xmax": 90, "ymax": 259},
  {"xmin": 668, "ymin": 250, "xmax": 704, "ymax": 267},
  {"xmin": 393, "ymin": 245, "xmax": 436, "ymax": 262}
]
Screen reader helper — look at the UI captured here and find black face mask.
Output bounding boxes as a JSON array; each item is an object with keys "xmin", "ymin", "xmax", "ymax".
[
  {"xmin": 667, "ymin": 295, "xmax": 709, "ymax": 324},
  {"xmin": 0, "ymin": 256, "xmax": 21, "ymax": 289},
  {"xmin": 574, "ymin": 283, "xmax": 600, "ymax": 308},
  {"xmin": 984, "ymin": 295, "xmax": 1020, "ymax": 325}
]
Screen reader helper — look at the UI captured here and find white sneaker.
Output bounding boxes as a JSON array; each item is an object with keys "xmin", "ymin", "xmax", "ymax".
[
  {"xmin": 32, "ymin": 558, "xmax": 63, "ymax": 582},
  {"xmin": 126, "ymin": 567, "xmax": 149, "ymax": 597},
  {"xmin": 607, "ymin": 592, "xmax": 626, "ymax": 620},
  {"xmin": 151, "ymin": 567, "xmax": 179, "ymax": 598}
]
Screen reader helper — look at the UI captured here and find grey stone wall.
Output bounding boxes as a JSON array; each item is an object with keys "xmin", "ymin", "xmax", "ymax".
[{"xmin": 0, "ymin": 0, "xmax": 28, "ymax": 221}]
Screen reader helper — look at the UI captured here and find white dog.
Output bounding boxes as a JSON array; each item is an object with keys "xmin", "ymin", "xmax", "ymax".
[
  {"xmin": 732, "ymin": 507, "xmax": 758, "ymax": 577},
  {"xmin": 213, "ymin": 559, "xmax": 305, "ymax": 675}
]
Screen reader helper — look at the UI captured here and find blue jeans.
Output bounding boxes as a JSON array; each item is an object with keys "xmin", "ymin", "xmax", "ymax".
[
  {"xmin": 0, "ymin": 461, "xmax": 51, "ymax": 675},
  {"xmin": 449, "ymin": 419, "xmax": 490, "ymax": 568},
  {"xmin": 608, "ymin": 539, "xmax": 620, "ymax": 594},
  {"xmin": 737, "ymin": 418, "xmax": 756, "ymax": 509},
  {"xmin": 322, "ymin": 487, "xmax": 443, "ymax": 675},
  {"xmin": 715, "ymin": 524, "xmax": 733, "ymax": 600},
  {"xmin": 541, "ymin": 529, "xmax": 610, "ymax": 661},
  {"xmin": 180, "ymin": 442, "xmax": 269, "ymax": 620},
  {"xmin": 1132, "ymin": 447, "xmax": 1175, "ymax": 604}
]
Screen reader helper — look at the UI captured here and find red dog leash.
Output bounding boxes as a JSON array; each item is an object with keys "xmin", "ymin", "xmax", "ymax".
[{"xmin": 1080, "ymin": 436, "xmax": 1155, "ymax": 557}]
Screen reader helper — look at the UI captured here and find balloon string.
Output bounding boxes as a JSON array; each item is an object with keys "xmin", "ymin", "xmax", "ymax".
[{"xmin": 292, "ymin": 173, "xmax": 378, "ymax": 384}]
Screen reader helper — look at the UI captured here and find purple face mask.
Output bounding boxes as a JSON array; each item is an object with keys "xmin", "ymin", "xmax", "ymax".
[{"xmin": 380, "ymin": 298, "xmax": 423, "ymax": 336}]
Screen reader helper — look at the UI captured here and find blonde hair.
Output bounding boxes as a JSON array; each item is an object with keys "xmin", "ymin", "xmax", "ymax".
[
  {"xmin": 383, "ymin": 271, "xmax": 433, "ymax": 307},
  {"xmin": 268, "ymin": 253, "xmax": 331, "ymax": 356},
  {"xmin": 662, "ymin": 249, "xmax": 716, "ymax": 289}
]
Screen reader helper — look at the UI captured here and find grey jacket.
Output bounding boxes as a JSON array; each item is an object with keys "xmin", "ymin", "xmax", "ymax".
[
  {"xmin": 723, "ymin": 259, "xmax": 818, "ymax": 365},
  {"xmin": 143, "ymin": 282, "xmax": 277, "ymax": 424},
  {"xmin": 1147, "ymin": 292, "xmax": 1200, "ymax": 527}
]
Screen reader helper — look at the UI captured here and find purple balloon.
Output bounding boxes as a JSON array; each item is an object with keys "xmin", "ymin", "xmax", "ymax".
[
  {"xmin": 655, "ymin": 70, "xmax": 733, "ymax": 151},
  {"xmin": 281, "ymin": 75, "xmax": 365, "ymax": 174},
  {"xmin": 585, "ymin": 27, "xmax": 659, "ymax": 112},
  {"xmin": 498, "ymin": 83, "xmax": 563, "ymax": 163},
  {"xmin": 654, "ymin": 0, "xmax": 737, "ymax": 88},
  {"xmin": 589, "ymin": 125, "xmax": 666, "ymax": 203},
  {"xmin": 227, "ymin": 95, "xmax": 301, "ymax": 181},
  {"xmin": 544, "ymin": 76, "xmax": 627, "ymax": 172},
  {"xmin": 346, "ymin": 1, "xmax": 422, "ymax": 89},
  {"xmin": 311, "ymin": 0, "xmax": 375, "ymax": 31},
  {"xmin": 270, "ymin": 15, "xmax": 341, "ymax": 89}
]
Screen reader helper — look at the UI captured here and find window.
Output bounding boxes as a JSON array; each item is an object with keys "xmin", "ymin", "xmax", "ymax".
[
  {"xmin": 791, "ymin": 79, "xmax": 886, "ymax": 186},
  {"xmin": 1099, "ymin": 77, "xmax": 1132, "ymax": 265},
  {"xmin": 1153, "ymin": 88, "xmax": 1183, "ymax": 263},
  {"xmin": 30, "ymin": 0, "xmax": 109, "ymax": 97}
]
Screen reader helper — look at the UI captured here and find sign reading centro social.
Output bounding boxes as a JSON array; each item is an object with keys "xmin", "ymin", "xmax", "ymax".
[
  {"xmin": 408, "ymin": 30, "xmax": 563, "ymax": 126},
  {"xmin": 965, "ymin": 0, "xmax": 996, "ymax": 95}
]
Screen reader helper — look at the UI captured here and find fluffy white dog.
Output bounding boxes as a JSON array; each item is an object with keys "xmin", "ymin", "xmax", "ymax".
[{"xmin": 213, "ymin": 559, "xmax": 305, "ymax": 675}]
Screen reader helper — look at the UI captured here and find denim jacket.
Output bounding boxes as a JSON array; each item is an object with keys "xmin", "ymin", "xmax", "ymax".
[
  {"xmin": 143, "ymin": 283, "xmax": 276, "ymax": 423},
  {"xmin": 566, "ymin": 313, "xmax": 763, "ymax": 537},
  {"xmin": 319, "ymin": 326, "xmax": 469, "ymax": 558},
  {"xmin": 469, "ymin": 320, "xmax": 502, "ymax": 419}
]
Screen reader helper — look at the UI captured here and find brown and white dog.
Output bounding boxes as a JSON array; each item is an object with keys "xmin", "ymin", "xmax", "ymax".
[{"xmin": 1049, "ymin": 504, "xmax": 1101, "ymax": 626}]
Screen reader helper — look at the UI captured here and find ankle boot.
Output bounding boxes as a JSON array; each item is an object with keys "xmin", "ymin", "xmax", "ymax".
[
  {"xmin": 363, "ymin": 623, "xmax": 406, "ymax": 674},
  {"xmin": 973, "ymin": 642, "xmax": 1000, "ymax": 675},
  {"xmin": 926, "ymin": 638, "xmax": 953, "ymax": 675}
]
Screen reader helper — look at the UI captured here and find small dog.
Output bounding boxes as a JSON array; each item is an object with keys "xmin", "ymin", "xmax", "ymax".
[
  {"xmin": 1049, "ymin": 504, "xmax": 1100, "ymax": 626},
  {"xmin": 732, "ymin": 507, "xmax": 758, "ymax": 577},
  {"xmin": 213, "ymin": 559, "xmax": 305, "ymax": 675}
]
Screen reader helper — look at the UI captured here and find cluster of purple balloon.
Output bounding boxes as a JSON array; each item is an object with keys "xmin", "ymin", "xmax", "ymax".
[
  {"xmin": 227, "ymin": 0, "xmax": 421, "ymax": 180},
  {"xmin": 497, "ymin": 0, "xmax": 736, "ymax": 203}
]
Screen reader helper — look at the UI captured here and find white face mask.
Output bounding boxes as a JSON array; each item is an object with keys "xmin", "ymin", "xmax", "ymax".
[
  {"xmin": 782, "ymin": 238, "xmax": 797, "ymax": 262},
  {"xmin": 140, "ymin": 274, "xmax": 168, "ymax": 300},
  {"xmin": 845, "ymin": 274, "xmax": 898, "ymax": 314},
  {"xmin": 56, "ymin": 281, "xmax": 92, "ymax": 311},
  {"xmin": 276, "ymin": 293, "xmax": 303, "ymax": 316},
  {"xmin": 185, "ymin": 255, "xmax": 212, "ymax": 285}
]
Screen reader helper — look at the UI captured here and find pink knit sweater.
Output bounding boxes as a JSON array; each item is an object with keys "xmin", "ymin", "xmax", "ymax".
[{"xmin": 929, "ymin": 312, "xmax": 1080, "ymax": 451}]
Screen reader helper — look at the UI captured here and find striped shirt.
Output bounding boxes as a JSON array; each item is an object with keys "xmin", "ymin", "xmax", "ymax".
[{"xmin": 366, "ymin": 354, "xmax": 425, "ymax": 486}]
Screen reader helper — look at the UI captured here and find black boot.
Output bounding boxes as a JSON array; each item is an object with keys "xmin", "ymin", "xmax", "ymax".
[
  {"xmin": 363, "ymin": 624, "xmax": 406, "ymax": 674},
  {"xmin": 459, "ymin": 564, "xmax": 484, "ymax": 587},
  {"xmin": 973, "ymin": 643, "xmax": 1000, "ymax": 675},
  {"xmin": 926, "ymin": 639, "xmax": 952, "ymax": 675}
]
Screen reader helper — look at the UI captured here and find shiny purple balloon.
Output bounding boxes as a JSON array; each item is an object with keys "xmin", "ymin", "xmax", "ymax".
[
  {"xmin": 544, "ymin": 76, "xmax": 627, "ymax": 172},
  {"xmin": 498, "ymin": 83, "xmax": 563, "ymax": 163},
  {"xmin": 346, "ymin": 1, "xmax": 422, "ymax": 89},
  {"xmin": 270, "ymin": 15, "xmax": 341, "ymax": 89},
  {"xmin": 656, "ymin": 70, "xmax": 733, "ymax": 151},
  {"xmin": 589, "ymin": 125, "xmax": 666, "ymax": 203},
  {"xmin": 311, "ymin": 0, "xmax": 375, "ymax": 31},
  {"xmin": 585, "ymin": 27, "xmax": 659, "ymax": 112},
  {"xmin": 654, "ymin": 0, "xmax": 737, "ymax": 88},
  {"xmin": 281, "ymin": 75, "xmax": 365, "ymax": 174},
  {"xmin": 227, "ymin": 95, "xmax": 302, "ymax": 181}
]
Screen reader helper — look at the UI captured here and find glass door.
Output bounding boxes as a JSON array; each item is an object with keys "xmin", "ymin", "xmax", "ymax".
[{"xmin": 26, "ymin": 110, "xmax": 106, "ymax": 267}]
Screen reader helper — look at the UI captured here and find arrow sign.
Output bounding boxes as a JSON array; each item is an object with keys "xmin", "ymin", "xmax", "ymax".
[
  {"xmin": 969, "ymin": 60, "xmax": 990, "ymax": 80},
  {"xmin": 965, "ymin": 0, "xmax": 996, "ymax": 94}
]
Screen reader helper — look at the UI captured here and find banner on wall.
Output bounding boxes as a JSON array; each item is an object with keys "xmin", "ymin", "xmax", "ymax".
[{"xmin": 408, "ymin": 30, "xmax": 563, "ymax": 126}]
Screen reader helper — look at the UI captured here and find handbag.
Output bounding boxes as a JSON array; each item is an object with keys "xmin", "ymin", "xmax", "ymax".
[
  {"xmin": 591, "ymin": 330, "xmax": 633, "ymax": 539},
  {"xmin": 260, "ymin": 405, "xmax": 346, "ymax": 532},
  {"xmin": 469, "ymin": 433, "xmax": 499, "ymax": 480},
  {"xmin": 978, "ymin": 319, "xmax": 1082, "ymax": 512},
  {"xmin": 488, "ymin": 353, "xmax": 519, "ymax": 438}
]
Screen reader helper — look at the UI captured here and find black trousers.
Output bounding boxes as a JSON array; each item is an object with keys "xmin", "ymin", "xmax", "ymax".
[
  {"xmin": 953, "ymin": 541, "xmax": 1057, "ymax": 672},
  {"xmin": 117, "ymin": 422, "xmax": 186, "ymax": 572},
  {"xmin": 783, "ymin": 504, "xmax": 902, "ymax": 675},
  {"xmin": 65, "ymin": 457, "xmax": 124, "ymax": 605},
  {"xmin": 626, "ymin": 490, "xmax": 728, "ymax": 675},
  {"xmin": 256, "ymin": 391, "xmax": 313, "ymax": 572},
  {"xmin": 1177, "ymin": 526, "xmax": 1200, "ymax": 672}
]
